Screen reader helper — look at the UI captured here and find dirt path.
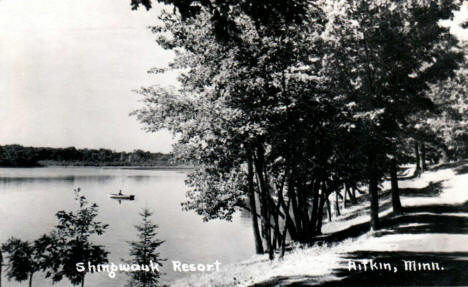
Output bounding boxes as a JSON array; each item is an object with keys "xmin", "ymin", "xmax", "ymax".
[
  {"xmin": 170, "ymin": 161, "xmax": 468, "ymax": 287},
  {"xmin": 252, "ymin": 161, "xmax": 468, "ymax": 286}
]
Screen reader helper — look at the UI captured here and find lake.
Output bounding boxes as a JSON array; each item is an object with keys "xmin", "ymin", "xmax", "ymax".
[{"xmin": 0, "ymin": 167, "xmax": 254, "ymax": 287}]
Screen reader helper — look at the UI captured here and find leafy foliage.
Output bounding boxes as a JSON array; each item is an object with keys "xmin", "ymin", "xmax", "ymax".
[
  {"xmin": 1, "ymin": 234, "xmax": 55, "ymax": 287},
  {"xmin": 132, "ymin": 0, "xmax": 465, "ymax": 255},
  {"xmin": 46, "ymin": 188, "xmax": 109, "ymax": 286}
]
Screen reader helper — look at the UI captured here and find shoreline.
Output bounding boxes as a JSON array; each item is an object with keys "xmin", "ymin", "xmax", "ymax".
[{"xmin": 0, "ymin": 164, "xmax": 193, "ymax": 170}]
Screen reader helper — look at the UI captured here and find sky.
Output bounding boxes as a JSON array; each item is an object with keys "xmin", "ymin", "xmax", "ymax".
[
  {"xmin": 0, "ymin": 0, "xmax": 177, "ymax": 153},
  {"xmin": 0, "ymin": 1, "xmax": 466, "ymax": 153}
]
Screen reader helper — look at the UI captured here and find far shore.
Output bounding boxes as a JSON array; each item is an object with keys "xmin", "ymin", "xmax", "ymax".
[
  {"xmin": 105, "ymin": 165, "xmax": 193, "ymax": 170},
  {"xmin": 0, "ymin": 164, "xmax": 193, "ymax": 170}
]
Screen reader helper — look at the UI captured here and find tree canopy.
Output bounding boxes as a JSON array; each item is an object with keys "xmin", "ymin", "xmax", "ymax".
[{"xmin": 132, "ymin": 0, "xmax": 466, "ymax": 257}]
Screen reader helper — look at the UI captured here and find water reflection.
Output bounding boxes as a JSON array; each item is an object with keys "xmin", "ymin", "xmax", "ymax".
[{"xmin": 0, "ymin": 175, "xmax": 114, "ymax": 183}]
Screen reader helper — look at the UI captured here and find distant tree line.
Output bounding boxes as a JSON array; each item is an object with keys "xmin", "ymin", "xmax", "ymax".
[{"xmin": 0, "ymin": 144, "xmax": 174, "ymax": 167}]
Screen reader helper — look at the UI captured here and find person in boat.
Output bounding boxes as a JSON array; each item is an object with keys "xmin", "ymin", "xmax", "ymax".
[{"xmin": 118, "ymin": 190, "xmax": 123, "ymax": 195}]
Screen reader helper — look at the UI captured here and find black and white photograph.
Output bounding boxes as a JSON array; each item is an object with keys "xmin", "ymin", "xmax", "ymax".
[{"xmin": 1, "ymin": 0, "xmax": 468, "ymax": 286}]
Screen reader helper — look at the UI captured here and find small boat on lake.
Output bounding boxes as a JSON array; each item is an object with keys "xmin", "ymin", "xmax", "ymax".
[{"xmin": 108, "ymin": 192, "xmax": 135, "ymax": 200}]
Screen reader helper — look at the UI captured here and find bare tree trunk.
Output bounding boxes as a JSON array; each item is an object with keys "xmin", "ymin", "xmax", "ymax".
[
  {"xmin": 266, "ymin": 218, "xmax": 274, "ymax": 260},
  {"xmin": 253, "ymin": 147, "xmax": 274, "ymax": 260},
  {"xmin": 271, "ymin": 204, "xmax": 281, "ymax": 250},
  {"xmin": 343, "ymin": 185, "xmax": 348, "ymax": 208},
  {"xmin": 280, "ymin": 223, "xmax": 288, "ymax": 259},
  {"xmin": 326, "ymin": 198, "xmax": 332, "ymax": 221},
  {"xmin": 280, "ymin": 198, "xmax": 292, "ymax": 259},
  {"xmin": 288, "ymin": 174, "xmax": 302, "ymax": 241},
  {"xmin": 334, "ymin": 191, "xmax": 341, "ymax": 216},
  {"xmin": 414, "ymin": 142, "xmax": 421, "ymax": 177},
  {"xmin": 346, "ymin": 183, "xmax": 356, "ymax": 205},
  {"xmin": 390, "ymin": 159, "xmax": 402, "ymax": 213},
  {"xmin": 29, "ymin": 273, "xmax": 33, "ymax": 287},
  {"xmin": 316, "ymin": 190, "xmax": 325, "ymax": 234},
  {"xmin": 421, "ymin": 143, "xmax": 427, "ymax": 171},
  {"xmin": 368, "ymin": 152, "xmax": 380, "ymax": 230},
  {"xmin": 351, "ymin": 185, "xmax": 357, "ymax": 200},
  {"xmin": 248, "ymin": 155, "xmax": 264, "ymax": 254},
  {"xmin": 309, "ymin": 179, "xmax": 320, "ymax": 234}
]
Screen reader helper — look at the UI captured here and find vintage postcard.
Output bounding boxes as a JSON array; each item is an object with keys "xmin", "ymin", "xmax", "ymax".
[{"xmin": 1, "ymin": 1, "xmax": 467, "ymax": 286}]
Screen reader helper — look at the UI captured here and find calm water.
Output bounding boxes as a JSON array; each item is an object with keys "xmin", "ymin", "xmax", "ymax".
[{"xmin": 0, "ymin": 167, "xmax": 254, "ymax": 287}]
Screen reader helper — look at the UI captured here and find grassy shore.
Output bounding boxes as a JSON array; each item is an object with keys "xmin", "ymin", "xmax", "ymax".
[{"xmin": 169, "ymin": 160, "xmax": 468, "ymax": 286}]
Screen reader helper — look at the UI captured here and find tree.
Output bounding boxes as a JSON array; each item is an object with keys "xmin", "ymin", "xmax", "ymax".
[
  {"xmin": 132, "ymin": 0, "xmax": 464, "ymax": 253},
  {"xmin": 133, "ymin": 3, "xmax": 349, "ymax": 256},
  {"xmin": 423, "ymin": 41, "xmax": 468, "ymax": 161},
  {"xmin": 1, "ymin": 235, "xmax": 54, "ymax": 287},
  {"xmin": 321, "ymin": 0, "xmax": 463, "ymax": 226},
  {"xmin": 0, "ymin": 250, "xmax": 2, "ymax": 287},
  {"xmin": 47, "ymin": 188, "xmax": 109, "ymax": 287},
  {"xmin": 131, "ymin": 0, "xmax": 311, "ymax": 42},
  {"xmin": 126, "ymin": 209, "xmax": 165, "ymax": 287}
]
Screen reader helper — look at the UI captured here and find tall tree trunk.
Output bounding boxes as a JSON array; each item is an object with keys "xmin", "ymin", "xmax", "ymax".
[
  {"xmin": 0, "ymin": 251, "xmax": 2, "ymax": 287},
  {"xmin": 343, "ymin": 185, "xmax": 348, "ymax": 208},
  {"xmin": 253, "ymin": 147, "xmax": 274, "ymax": 260},
  {"xmin": 414, "ymin": 142, "xmax": 421, "ymax": 177},
  {"xmin": 280, "ymin": 222, "xmax": 288, "ymax": 259},
  {"xmin": 280, "ymin": 198, "xmax": 292, "ymax": 259},
  {"xmin": 390, "ymin": 159, "xmax": 402, "ymax": 214},
  {"xmin": 296, "ymin": 183, "xmax": 307, "ymax": 239},
  {"xmin": 316, "ymin": 190, "xmax": 325, "ymax": 234},
  {"xmin": 351, "ymin": 185, "xmax": 357, "ymax": 200},
  {"xmin": 287, "ymin": 171, "xmax": 302, "ymax": 241},
  {"xmin": 421, "ymin": 143, "xmax": 427, "ymax": 171},
  {"xmin": 346, "ymin": 183, "xmax": 356, "ymax": 204},
  {"xmin": 326, "ymin": 198, "xmax": 332, "ymax": 221},
  {"xmin": 277, "ymin": 171, "xmax": 298, "ymax": 241},
  {"xmin": 271, "ymin": 203, "xmax": 281, "ymax": 250},
  {"xmin": 248, "ymin": 155, "xmax": 264, "ymax": 254},
  {"xmin": 81, "ymin": 275, "xmax": 85, "ymax": 287},
  {"xmin": 279, "ymin": 194, "xmax": 297, "ymax": 241},
  {"xmin": 29, "ymin": 273, "xmax": 33, "ymax": 287},
  {"xmin": 368, "ymin": 152, "xmax": 380, "ymax": 230},
  {"xmin": 266, "ymin": 219, "xmax": 274, "ymax": 260},
  {"xmin": 335, "ymin": 191, "xmax": 341, "ymax": 216},
  {"xmin": 309, "ymin": 179, "xmax": 320, "ymax": 234}
]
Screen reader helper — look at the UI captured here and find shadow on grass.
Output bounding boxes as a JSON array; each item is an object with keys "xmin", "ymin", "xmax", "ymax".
[
  {"xmin": 403, "ymin": 201, "xmax": 468, "ymax": 214},
  {"xmin": 398, "ymin": 180, "xmax": 444, "ymax": 198},
  {"xmin": 430, "ymin": 159, "xmax": 468, "ymax": 172},
  {"xmin": 316, "ymin": 199, "xmax": 468, "ymax": 246},
  {"xmin": 397, "ymin": 173, "xmax": 420, "ymax": 181},
  {"xmin": 379, "ymin": 180, "xmax": 444, "ymax": 202},
  {"xmin": 322, "ymin": 251, "xmax": 468, "ymax": 287},
  {"xmin": 338, "ymin": 200, "xmax": 393, "ymax": 222},
  {"xmin": 455, "ymin": 164, "xmax": 468, "ymax": 175},
  {"xmin": 251, "ymin": 172, "xmax": 468, "ymax": 286},
  {"xmin": 337, "ymin": 181, "xmax": 444, "ymax": 222},
  {"xmin": 377, "ymin": 212, "xmax": 468, "ymax": 236},
  {"xmin": 252, "ymin": 251, "xmax": 468, "ymax": 286}
]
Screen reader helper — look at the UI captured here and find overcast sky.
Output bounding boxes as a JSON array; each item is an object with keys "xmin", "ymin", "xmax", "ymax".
[
  {"xmin": 0, "ymin": 1, "xmax": 466, "ymax": 153},
  {"xmin": 0, "ymin": 0, "xmax": 177, "ymax": 152}
]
